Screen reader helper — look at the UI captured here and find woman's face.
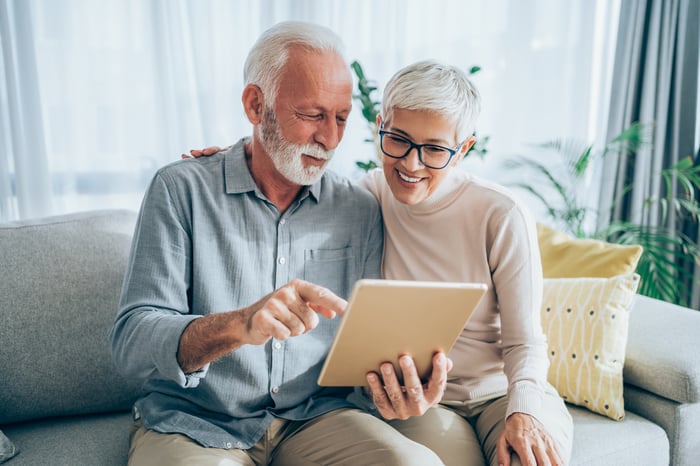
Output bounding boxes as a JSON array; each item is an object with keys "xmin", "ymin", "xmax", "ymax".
[{"xmin": 380, "ymin": 108, "xmax": 470, "ymax": 205}]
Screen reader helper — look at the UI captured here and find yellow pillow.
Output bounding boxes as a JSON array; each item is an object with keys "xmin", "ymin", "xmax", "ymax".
[
  {"xmin": 541, "ymin": 273, "xmax": 640, "ymax": 420},
  {"xmin": 537, "ymin": 223, "xmax": 643, "ymax": 278}
]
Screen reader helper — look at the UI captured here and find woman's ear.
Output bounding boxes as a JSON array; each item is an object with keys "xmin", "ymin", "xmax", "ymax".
[
  {"xmin": 460, "ymin": 135, "xmax": 477, "ymax": 157},
  {"xmin": 449, "ymin": 135, "xmax": 476, "ymax": 168},
  {"xmin": 376, "ymin": 114, "xmax": 383, "ymax": 128},
  {"xmin": 242, "ymin": 84, "xmax": 265, "ymax": 124}
]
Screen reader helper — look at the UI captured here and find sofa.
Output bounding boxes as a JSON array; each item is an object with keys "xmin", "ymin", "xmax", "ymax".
[{"xmin": 1, "ymin": 209, "xmax": 699, "ymax": 465}]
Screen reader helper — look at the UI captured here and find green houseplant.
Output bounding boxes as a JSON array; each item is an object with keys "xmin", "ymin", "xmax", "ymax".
[
  {"xmin": 505, "ymin": 122, "xmax": 700, "ymax": 306},
  {"xmin": 350, "ymin": 60, "xmax": 488, "ymax": 172}
]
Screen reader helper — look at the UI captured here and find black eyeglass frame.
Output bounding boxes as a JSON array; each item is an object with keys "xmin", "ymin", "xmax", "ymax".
[{"xmin": 377, "ymin": 129, "xmax": 462, "ymax": 170}]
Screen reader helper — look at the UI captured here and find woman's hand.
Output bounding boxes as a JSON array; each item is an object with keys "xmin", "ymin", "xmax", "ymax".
[
  {"xmin": 181, "ymin": 146, "xmax": 230, "ymax": 159},
  {"xmin": 365, "ymin": 352, "xmax": 451, "ymax": 420},
  {"xmin": 497, "ymin": 412, "xmax": 564, "ymax": 466}
]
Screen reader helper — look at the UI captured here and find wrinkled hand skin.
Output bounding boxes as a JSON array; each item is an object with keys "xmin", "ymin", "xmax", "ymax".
[
  {"xmin": 181, "ymin": 146, "xmax": 229, "ymax": 159},
  {"xmin": 365, "ymin": 352, "xmax": 451, "ymax": 421},
  {"xmin": 496, "ymin": 412, "xmax": 565, "ymax": 466},
  {"xmin": 178, "ymin": 279, "xmax": 346, "ymax": 374}
]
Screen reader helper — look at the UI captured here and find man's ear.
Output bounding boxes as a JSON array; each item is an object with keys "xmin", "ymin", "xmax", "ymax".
[{"xmin": 242, "ymin": 84, "xmax": 265, "ymax": 124}]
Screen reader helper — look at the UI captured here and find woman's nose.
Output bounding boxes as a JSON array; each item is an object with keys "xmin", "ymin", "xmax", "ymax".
[{"xmin": 402, "ymin": 147, "xmax": 424, "ymax": 171}]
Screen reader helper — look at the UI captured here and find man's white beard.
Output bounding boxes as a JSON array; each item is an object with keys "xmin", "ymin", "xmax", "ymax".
[{"xmin": 258, "ymin": 107, "xmax": 335, "ymax": 186}]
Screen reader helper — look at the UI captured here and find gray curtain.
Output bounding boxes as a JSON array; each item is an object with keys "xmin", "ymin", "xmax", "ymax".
[{"xmin": 599, "ymin": 0, "xmax": 700, "ymax": 308}]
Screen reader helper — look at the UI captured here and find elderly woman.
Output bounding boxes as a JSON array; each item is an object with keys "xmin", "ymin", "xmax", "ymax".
[
  {"xmin": 355, "ymin": 60, "xmax": 573, "ymax": 466},
  {"xmin": 188, "ymin": 60, "xmax": 572, "ymax": 466}
]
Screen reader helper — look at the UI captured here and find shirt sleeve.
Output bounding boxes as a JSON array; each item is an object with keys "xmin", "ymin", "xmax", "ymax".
[
  {"xmin": 110, "ymin": 170, "xmax": 208, "ymax": 388},
  {"xmin": 347, "ymin": 386, "xmax": 380, "ymax": 414},
  {"xmin": 488, "ymin": 203, "xmax": 549, "ymax": 421}
]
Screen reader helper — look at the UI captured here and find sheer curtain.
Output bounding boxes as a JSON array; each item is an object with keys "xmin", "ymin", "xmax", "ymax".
[{"xmin": 0, "ymin": 0, "xmax": 620, "ymax": 222}]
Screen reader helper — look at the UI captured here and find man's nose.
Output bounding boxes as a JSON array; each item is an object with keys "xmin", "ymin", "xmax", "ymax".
[{"xmin": 315, "ymin": 118, "xmax": 341, "ymax": 150}]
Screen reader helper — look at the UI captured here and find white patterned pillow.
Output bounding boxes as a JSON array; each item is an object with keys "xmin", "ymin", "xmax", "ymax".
[{"xmin": 541, "ymin": 273, "xmax": 640, "ymax": 420}]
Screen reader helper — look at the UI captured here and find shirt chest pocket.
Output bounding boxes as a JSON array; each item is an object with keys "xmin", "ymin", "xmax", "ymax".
[{"xmin": 304, "ymin": 247, "xmax": 355, "ymax": 298}]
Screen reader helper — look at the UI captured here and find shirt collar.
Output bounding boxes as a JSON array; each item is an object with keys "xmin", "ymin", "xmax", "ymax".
[{"xmin": 224, "ymin": 137, "xmax": 322, "ymax": 203}]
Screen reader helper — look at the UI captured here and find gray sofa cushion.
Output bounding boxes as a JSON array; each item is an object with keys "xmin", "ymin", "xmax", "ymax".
[
  {"xmin": 0, "ymin": 210, "xmax": 142, "ymax": 425},
  {"xmin": 569, "ymin": 405, "xmax": 669, "ymax": 466},
  {"xmin": 2, "ymin": 412, "xmax": 132, "ymax": 466},
  {"xmin": 624, "ymin": 383, "xmax": 700, "ymax": 466},
  {"xmin": 0, "ymin": 430, "xmax": 18, "ymax": 463},
  {"xmin": 625, "ymin": 295, "xmax": 700, "ymax": 404}
]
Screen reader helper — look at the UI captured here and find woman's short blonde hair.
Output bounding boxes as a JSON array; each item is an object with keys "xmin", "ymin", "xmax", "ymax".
[{"xmin": 381, "ymin": 60, "xmax": 482, "ymax": 143}]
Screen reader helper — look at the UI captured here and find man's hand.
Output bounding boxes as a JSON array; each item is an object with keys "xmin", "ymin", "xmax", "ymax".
[
  {"xmin": 181, "ymin": 146, "xmax": 229, "ymax": 159},
  {"xmin": 242, "ymin": 279, "xmax": 347, "ymax": 345},
  {"xmin": 496, "ymin": 412, "xmax": 564, "ymax": 466},
  {"xmin": 178, "ymin": 279, "xmax": 346, "ymax": 373},
  {"xmin": 365, "ymin": 352, "xmax": 452, "ymax": 420}
]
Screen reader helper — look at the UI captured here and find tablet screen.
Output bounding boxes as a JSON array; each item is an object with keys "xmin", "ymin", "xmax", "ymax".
[{"xmin": 317, "ymin": 279, "xmax": 487, "ymax": 387}]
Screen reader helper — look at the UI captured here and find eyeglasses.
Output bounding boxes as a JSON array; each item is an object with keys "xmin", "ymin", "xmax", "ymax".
[{"xmin": 378, "ymin": 129, "xmax": 460, "ymax": 170}]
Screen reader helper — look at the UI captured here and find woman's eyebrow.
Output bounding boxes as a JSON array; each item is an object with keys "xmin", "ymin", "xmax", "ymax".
[{"xmin": 387, "ymin": 127, "xmax": 453, "ymax": 146}]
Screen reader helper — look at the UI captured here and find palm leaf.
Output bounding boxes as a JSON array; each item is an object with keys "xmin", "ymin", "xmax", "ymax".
[
  {"xmin": 573, "ymin": 145, "xmax": 594, "ymax": 177},
  {"xmin": 604, "ymin": 121, "xmax": 649, "ymax": 155},
  {"xmin": 531, "ymin": 139, "xmax": 593, "ymax": 179},
  {"xmin": 503, "ymin": 158, "xmax": 572, "ymax": 204},
  {"xmin": 505, "ymin": 120, "xmax": 698, "ymax": 305},
  {"xmin": 599, "ymin": 222, "xmax": 698, "ymax": 305}
]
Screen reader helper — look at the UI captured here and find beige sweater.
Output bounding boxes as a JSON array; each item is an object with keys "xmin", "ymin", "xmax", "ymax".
[{"xmin": 360, "ymin": 168, "xmax": 549, "ymax": 420}]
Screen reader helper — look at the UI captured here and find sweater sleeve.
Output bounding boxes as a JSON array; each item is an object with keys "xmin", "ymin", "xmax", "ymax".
[
  {"xmin": 357, "ymin": 169, "xmax": 383, "ymax": 200},
  {"xmin": 488, "ymin": 203, "xmax": 549, "ymax": 421}
]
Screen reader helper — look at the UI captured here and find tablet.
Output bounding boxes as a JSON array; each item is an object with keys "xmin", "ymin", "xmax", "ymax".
[{"xmin": 317, "ymin": 279, "xmax": 487, "ymax": 387}]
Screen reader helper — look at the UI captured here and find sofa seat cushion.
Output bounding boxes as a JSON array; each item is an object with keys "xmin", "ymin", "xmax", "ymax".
[
  {"xmin": 568, "ymin": 405, "xmax": 669, "ymax": 466},
  {"xmin": 2, "ymin": 411, "xmax": 132, "ymax": 466},
  {"xmin": 0, "ymin": 430, "xmax": 18, "ymax": 463},
  {"xmin": 625, "ymin": 294, "xmax": 700, "ymax": 404}
]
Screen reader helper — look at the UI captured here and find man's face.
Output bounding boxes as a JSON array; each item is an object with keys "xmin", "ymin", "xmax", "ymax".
[
  {"xmin": 258, "ymin": 106, "xmax": 334, "ymax": 185},
  {"xmin": 259, "ymin": 48, "xmax": 353, "ymax": 186}
]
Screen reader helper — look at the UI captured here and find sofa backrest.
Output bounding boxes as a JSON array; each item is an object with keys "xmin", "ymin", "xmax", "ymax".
[{"xmin": 0, "ymin": 209, "xmax": 143, "ymax": 425}]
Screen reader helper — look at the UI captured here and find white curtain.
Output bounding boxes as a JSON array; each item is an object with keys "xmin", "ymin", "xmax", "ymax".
[{"xmin": 0, "ymin": 0, "xmax": 620, "ymax": 222}]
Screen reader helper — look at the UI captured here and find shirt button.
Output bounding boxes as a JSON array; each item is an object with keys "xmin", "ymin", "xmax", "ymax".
[
  {"xmin": 271, "ymin": 386, "xmax": 280, "ymax": 394},
  {"xmin": 225, "ymin": 442, "xmax": 232, "ymax": 449},
  {"xmin": 280, "ymin": 219, "xmax": 286, "ymax": 225},
  {"xmin": 278, "ymin": 257, "xmax": 285, "ymax": 265},
  {"xmin": 274, "ymin": 341, "xmax": 282, "ymax": 350},
  {"xmin": 237, "ymin": 441, "xmax": 243, "ymax": 448}
]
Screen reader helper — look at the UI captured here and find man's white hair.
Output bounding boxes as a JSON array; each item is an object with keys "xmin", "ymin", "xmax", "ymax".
[{"xmin": 244, "ymin": 21, "xmax": 347, "ymax": 105}]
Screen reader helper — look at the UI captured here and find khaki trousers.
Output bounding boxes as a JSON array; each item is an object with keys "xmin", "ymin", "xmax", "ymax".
[
  {"xmin": 389, "ymin": 385, "xmax": 573, "ymax": 466},
  {"xmin": 128, "ymin": 408, "xmax": 444, "ymax": 466}
]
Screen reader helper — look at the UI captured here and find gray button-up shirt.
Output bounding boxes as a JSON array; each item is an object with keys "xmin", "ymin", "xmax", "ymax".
[{"xmin": 110, "ymin": 138, "xmax": 383, "ymax": 449}]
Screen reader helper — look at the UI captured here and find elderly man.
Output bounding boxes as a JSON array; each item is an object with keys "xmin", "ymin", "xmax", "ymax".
[{"xmin": 110, "ymin": 21, "xmax": 444, "ymax": 466}]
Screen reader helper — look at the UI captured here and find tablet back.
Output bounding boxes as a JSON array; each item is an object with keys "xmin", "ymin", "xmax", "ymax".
[{"xmin": 317, "ymin": 279, "xmax": 487, "ymax": 387}]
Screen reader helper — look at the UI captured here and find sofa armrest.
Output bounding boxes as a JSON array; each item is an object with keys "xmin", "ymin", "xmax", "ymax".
[{"xmin": 624, "ymin": 294, "xmax": 700, "ymax": 404}]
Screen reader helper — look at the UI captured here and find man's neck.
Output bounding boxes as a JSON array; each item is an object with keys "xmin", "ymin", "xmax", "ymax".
[{"xmin": 244, "ymin": 141, "xmax": 303, "ymax": 213}]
